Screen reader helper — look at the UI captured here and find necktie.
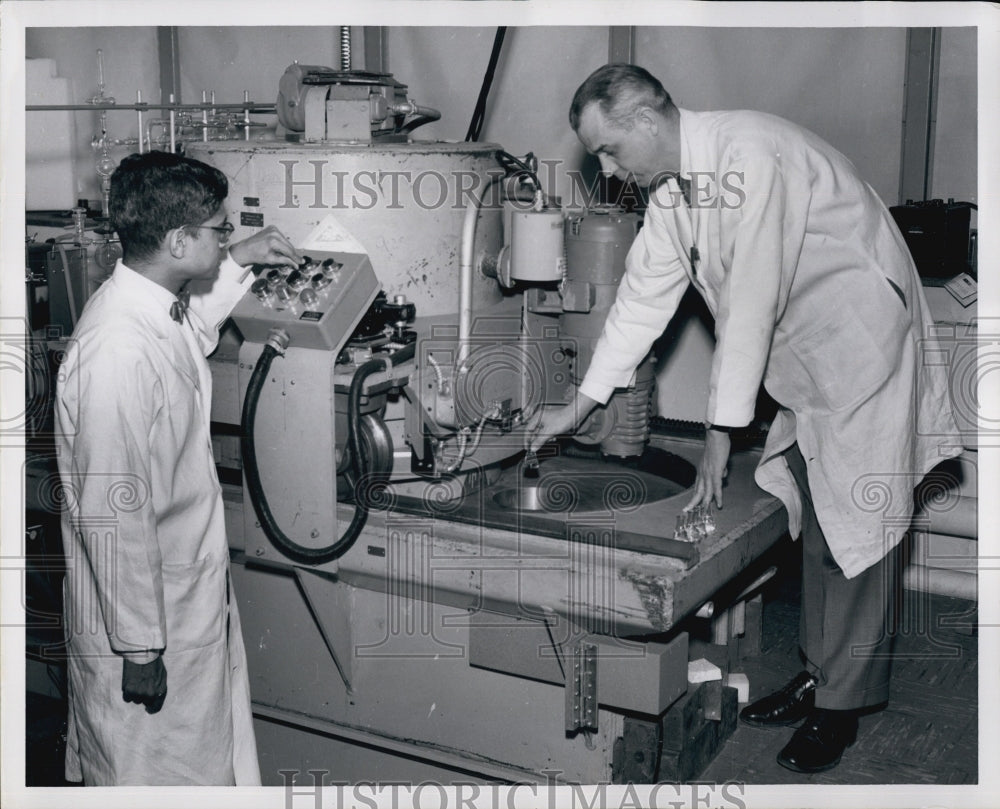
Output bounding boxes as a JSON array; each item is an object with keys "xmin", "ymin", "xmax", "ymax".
[{"xmin": 170, "ymin": 289, "xmax": 190, "ymax": 324}]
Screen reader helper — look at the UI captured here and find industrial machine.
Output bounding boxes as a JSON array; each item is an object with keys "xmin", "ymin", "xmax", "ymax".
[
  {"xmin": 185, "ymin": 63, "xmax": 787, "ymax": 785},
  {"xmin": 19, "ymin": 56, "xmax": 786, "ymax": 786}
]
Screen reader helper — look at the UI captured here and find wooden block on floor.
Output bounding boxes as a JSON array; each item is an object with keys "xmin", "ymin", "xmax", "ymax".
[
  {"xmin": 613, "ymin": 718, "xmax": 660, "ymax": 784},
  {"xmin": 659, "ymin": 682, "xmax": 738, "ymax": 781}
]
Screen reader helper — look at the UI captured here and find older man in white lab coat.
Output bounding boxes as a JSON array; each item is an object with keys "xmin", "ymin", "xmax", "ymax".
[
  {"xmin": 533, "ymin": 64, "xmax": 961, "ymax": 773},
  {"xmin": 55, "ymin": 151, "xmax": 302, "ymax": 785}
]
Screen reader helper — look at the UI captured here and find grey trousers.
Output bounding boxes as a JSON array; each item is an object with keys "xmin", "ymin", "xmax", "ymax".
[{"xmin": 785, "ymin": 443, "xmax": 901, "ymax": 711}]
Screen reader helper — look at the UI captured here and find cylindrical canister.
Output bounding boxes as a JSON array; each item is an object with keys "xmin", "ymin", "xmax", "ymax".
[
  {"xmin": 560, "ymin": 208, "xmax": 641, "ymax": 377},
  {"xmin": 560, "ymin": 208, "xmax": 649, "ymax": 458},
  {"xmin": 509, "ymin": 208, "xmax": 565, "ymax": 282}
]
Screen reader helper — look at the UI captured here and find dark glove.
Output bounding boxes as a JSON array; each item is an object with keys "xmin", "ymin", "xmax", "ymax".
[{"xmin": 122, "ymin": 655, "xmax": 168, "ymax": 714}]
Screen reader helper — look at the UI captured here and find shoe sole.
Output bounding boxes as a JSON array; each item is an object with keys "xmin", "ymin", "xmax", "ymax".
[
  {"xmin": 776, "ymin": 740, "xmax": 855, "ymax": 774},
  {"xmin": 739, "ymin": 714, "xmax": 809, "ymax": 728}
]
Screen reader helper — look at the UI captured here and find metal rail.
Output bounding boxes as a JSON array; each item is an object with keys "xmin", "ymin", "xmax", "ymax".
[{"xmin": 26, "ymin": 102, "xmax": 277, "ymax": 112}]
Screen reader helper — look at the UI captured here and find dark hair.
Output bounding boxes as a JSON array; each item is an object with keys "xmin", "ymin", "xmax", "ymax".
[
  {"xmin": 109, "ymin": 151, "xmax": 228, "ymax": 263},
  {"xmin": 569, "ymin": 63, "xmax": 674, "ymax": 131}
]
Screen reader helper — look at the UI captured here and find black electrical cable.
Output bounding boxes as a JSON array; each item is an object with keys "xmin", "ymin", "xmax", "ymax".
[
  {"xmin": 496, "ymin": 148, "xmax": 542, "ymax": 194},
  {"xmin": 465, "ymin": 27, "xmax": 507, "ymax": 142},
  {"xmin": 241, "ymin": 346, "xmax": 390, "ymax": 565},
  {"xmin": 386, "ymin": 340, "xmax": 416, "ymax": 366},
  {"xmin": 400, "ymin": 115, "xmax": 435, "ymax": 135},
  {"xmin": 345, "ymin": 356, "xmax": 393, "ymax": 499}
]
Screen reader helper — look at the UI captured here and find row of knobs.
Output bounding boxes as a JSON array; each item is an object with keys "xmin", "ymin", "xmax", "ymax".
[{"xmin": 251, "ymin": 256, "xmax": 343, "ymax": 308}]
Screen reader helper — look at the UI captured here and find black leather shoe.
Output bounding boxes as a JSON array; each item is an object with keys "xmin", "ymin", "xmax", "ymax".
[
  {"xmin": 739, "ymin": 671, "xmax": 817, "ymax": 727},
  {"xmin": 776, "ymin": 709, "xmax": 858, "ymax": 773}
]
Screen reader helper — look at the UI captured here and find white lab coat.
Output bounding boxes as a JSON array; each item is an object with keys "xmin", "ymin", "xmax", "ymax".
[
  {"xmin": 55, "ymin": 256, "xmax": 259, "ymax": 785},
  {"xmin": 580, "ymin": 108, "xmax": 961, "ymax": 578}
]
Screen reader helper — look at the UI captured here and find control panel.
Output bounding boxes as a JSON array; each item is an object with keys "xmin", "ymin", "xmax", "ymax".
[{"xmin": 230, "ymin": 249, "xmax": 381, "ymax": 351}]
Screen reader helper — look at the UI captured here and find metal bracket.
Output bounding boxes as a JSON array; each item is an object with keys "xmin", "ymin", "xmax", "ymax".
[
  {"xmin": 293, "ymin": 568, "xmax": 354, "ymax": 694},
  {"xmin": 304, "ymin": 85, "xmax": 331, "ymax": 142},
  {"xmin": 565, "ymin": 641, "xmax": 599, "ymax": 733}
]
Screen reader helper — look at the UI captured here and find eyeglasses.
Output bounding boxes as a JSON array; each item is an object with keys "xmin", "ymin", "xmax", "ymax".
[{"xmin": 186, "ymin": 221, "xmax": 235, "ymax": 244}]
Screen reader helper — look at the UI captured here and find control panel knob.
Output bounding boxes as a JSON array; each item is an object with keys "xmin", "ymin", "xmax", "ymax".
[
  {"xmin": 266, "ymin": 268, "xmax": 285, "ymax": 290},
  {"xmin": 322, "ymin": 257, "xmax": 343, "ymax": 277},
  {"xmin": 298, "ymin": 288, "xmax": 319, "ymax": 307},
  {"xmin": 285, "ymin": 269, "xmax": 309, "ymax": 291},
  {"xmin": 251, "ymin": 277, "xmax": 273, "ymax": 302},
  {"xmin": 274, "ymin": 282, "xmax": 294, "ymax": 304},
  {"xmin": 311, "ymin": 272, "xmax": 332, "ymax": 291}
]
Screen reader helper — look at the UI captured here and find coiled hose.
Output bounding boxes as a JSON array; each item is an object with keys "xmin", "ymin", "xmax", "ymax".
[{"xmin": 241, "ymin": 346, "xmax": 399, "ymax": 564}]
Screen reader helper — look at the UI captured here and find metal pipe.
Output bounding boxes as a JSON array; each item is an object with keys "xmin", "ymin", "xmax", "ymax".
[
  {"xmin": 913, "ymin": 494, "xmax": 977, "ymax": 539},
  {"xmin": 458, "ymin": 175, "xmax": 503, "ymax": 369},
  {"xmin": 27, "ymin": 102, "xmax": 277, "ymax": 112},
  {"xmin": 736, "ymin": 565, "xmax": 779, "ymax": 601},
  {"xmin": 169, "ymin": 94, "xmax": 176, "ymax": 153},
  {"xmin": 903, "ymin": 566, "xmax": 976, "ymax": 601},
  {"xmin": 391, "ymin": 101, "xmax": 441, "ymax": 121},
  {"xmin": 694, "ymin": 565, "xmax": 778, "ymax": 621},
  {"xmin": 157, "ymin": 27, "xmax": 181, "ymax": 105},
  {"xmin": 135, "ymin": 90, "xmax": 144, "ymax": 153},
  {"xmin": 96, "ymin": 49, "xmax": 107, "ymax": 97},
  {"xmin": 201, "ymin": 90, "xmax": 209, "ymax": 142},
  {"xmin": 898, "ymin": 28, "xmax": 941, "ymax": 204},
  {"xmin": 519, "ymin": 294, "xmax": 531, "ymax": 422}
]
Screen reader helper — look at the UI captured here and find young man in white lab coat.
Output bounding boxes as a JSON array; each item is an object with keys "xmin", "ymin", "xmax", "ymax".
[
  {"xmin": 532, "ymin": 64, "xmax": 961, "ymax": 773},
  {"xmin": 55, "ymin": 151, "xmax": 302, "ymax": 785}
]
